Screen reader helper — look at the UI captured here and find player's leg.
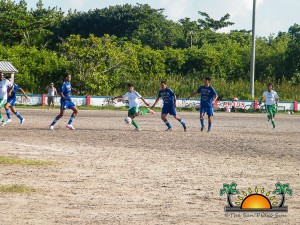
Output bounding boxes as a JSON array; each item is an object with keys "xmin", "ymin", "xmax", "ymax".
[
  {"xmin": 129, "ymin": 107, "xmax": 141, "ymax": 131},
  {"xmin": 0, "ymin": 99, "xmax": 7, "ymax": 125},
  {"xmin": 173, "ymin": 109, "xmax": 187, "ymax": 132},
  {"xmin": 51, "ymin": 97, "xmax": 55, "ymax": 109},
  {"xmin": 66, "ymin": 104, "xmax": 78, "ymax": 130},
  {"xmin": 200, "ymin": 107, "xmax": 205, "ymax": 131},
  {"xmin": 4, "ymin": 101, "xmax": 12, "ymax": 122},
  {"xmin": 49, "ymin": 103, "xmax": 65, "ymax": 129},
  {"xmin": 207, "ymin": 105, "xmax": 214, "ymax": 132},
  {"xmin": 268, "ymin": 105, "xmax": 276, "ymax": 128},
  {"xmin": 10, "ymin": 105, "xmax": 25, "ymax": 125}
]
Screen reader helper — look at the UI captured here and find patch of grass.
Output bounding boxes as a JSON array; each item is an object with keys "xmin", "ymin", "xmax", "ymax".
[
  {"xmin": 0, "ymin": 156, "xmax": 56, "ymax": 166},
  {"xmin": 0, "ymin": 185, "xmax": 36, "ymax": 193}
]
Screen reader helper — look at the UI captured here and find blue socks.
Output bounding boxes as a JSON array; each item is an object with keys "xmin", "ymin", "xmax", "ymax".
[
  {"xmin": 208, "ymin": 122, "xmax": 212, "ymax": 130},
  {"xmin": 164, "ymin": 120, "xmax": 172, "ymax": 129},
  {"xmin": 68, "ymin": 116, "xmax": 75, "ymax": 125},
  {"xmin": 51, "ymin": 116, "xmax": 60, "ymax": 126},
  {"xmin": 179, "ymin": 118, "xmax": 186, "ymax": 127},
  {"xmin": 15, "ymin": 112, "xmax": 23, "ymax": 121},
  {"xmin": 200, "ymin": 118, "xmax": 204, "ymax": 128},
  {"xmin": 5, "ymin": 109, "xmax": 10, "ymax": 119}
]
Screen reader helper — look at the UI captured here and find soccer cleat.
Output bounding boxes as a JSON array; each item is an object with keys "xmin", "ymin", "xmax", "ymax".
[
  {"xmin": 201, "ymin": 127, "xmax": 205, "ymax": 132},
  {"xmin": 6, "ymin": 119, "xmax": 12, "ymax": 123},
  {"xmin": 20, "ymin": 118, "xmax": 25, "ymax": 125},
  {"xmin": 134, "ymin": 128, "xmax": 142, "ymax": 132},
  {"xmin": 165, "ymin": 128, "xmax": 173, "ymax": 131},
  {"xmin": 1, "ymin": 121, "xmax": 7, "ymax": 127},
  {"xmin": 49, "ymin": 125, "xmax": 54, "ymax": 130},
  {"xmin": 66, "ymin": 124, "xmax": 75, "ymax": 130},
  {"xmin": 207, "ymin": 128, "xmax": 211, "ymax": 132},
  {"xmin": 183, "ymin": 125, "xmax": 187, "ymax": 132}
]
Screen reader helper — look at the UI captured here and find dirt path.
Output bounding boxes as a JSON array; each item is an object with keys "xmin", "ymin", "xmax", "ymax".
[{"xmin": 0, "ymin": 109, "xmax": 299, "ymax": 224}]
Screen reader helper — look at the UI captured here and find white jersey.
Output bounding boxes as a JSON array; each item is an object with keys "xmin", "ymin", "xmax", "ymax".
[
  {"xmin": 122, "ymin": 91, "xmax": 142, "ymax": 109},
  {"xmin": 262, "ymin": 90, "xmax": 279, "ymax": 105},
  {"xmin": 0, "ymin": 79, "xmax": 13, "ymax": 100}
]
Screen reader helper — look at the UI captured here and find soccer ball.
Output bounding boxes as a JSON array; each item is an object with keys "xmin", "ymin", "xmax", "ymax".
[{"xmin": 125, "ymin": 117, "xmax": 132, "ymax": 124}]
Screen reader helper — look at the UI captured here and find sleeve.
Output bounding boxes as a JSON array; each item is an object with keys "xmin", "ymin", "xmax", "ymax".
[
  {"xmin": 262, "ymin": 91, "xmax": 266, "ymax": 98},
  {"xmin": 122, "ymin": 92, "xmax": 128, "ymax": 98},
  {"xmin": 197, "ymin": 87, "xmax": 201, "ymax": 93},
  {"xmin": 211, "ymin": 87, "xmax": 217, "ymax": 97},
  {"xmin": 157, "ymin": 91, "xmax": 161, "ymax": 98},
  {"xmin": 275, "ymin": 91, "xmax": 279, "ymax": 99},
  {"xmin": 134, "ymin": 91, "xmax": 141, "ymax": 98},
  {"xmin": 169, "ymin": 89, "xmax": 175, "ymax": 97},
  {"xmin": 16, "ymin": 85, "xmax": 21, "ymax": 91}
]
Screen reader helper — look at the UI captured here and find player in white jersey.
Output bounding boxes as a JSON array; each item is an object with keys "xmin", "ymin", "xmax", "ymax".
[
  {"xmin": 0, "ymin": 72, "xmax": 14, "ymax": 126},
  {"xmin": 112, "ymin": 83, "xmax": 154, "ymax": 131},
  {"xmin": 259, "ymin": 83, "xmax": 279, "ymax": 128}
]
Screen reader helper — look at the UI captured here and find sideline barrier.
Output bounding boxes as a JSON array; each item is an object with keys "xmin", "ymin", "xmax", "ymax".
[{"xmin": 14, "ymin": 94, "xmax": 300, "ymax": 111}]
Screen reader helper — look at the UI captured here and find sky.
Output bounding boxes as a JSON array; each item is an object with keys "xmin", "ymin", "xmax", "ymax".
[{"xmin": 26, "ymin": 0, "xmax": 300, "ymax": 37}]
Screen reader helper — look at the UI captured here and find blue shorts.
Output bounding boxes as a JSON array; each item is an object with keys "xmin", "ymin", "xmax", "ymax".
[
  {"xmin": 60, "ymin": 100, "xmax": 75, "ymax": 110},
  {"xmin": 161, "ymin": 106, "xmax": 177, "ymax": 116},
  {"xmin": 200, "ymin": 104, "xmax": 214, "ymax": 117},
  {"xmin": 7, "ymin": 98, "xmax": 16, "ymax": 106}
]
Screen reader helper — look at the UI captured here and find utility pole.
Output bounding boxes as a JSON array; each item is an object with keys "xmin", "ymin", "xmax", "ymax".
[{"xmin": 250, "ymin": 0, "xmax": 256, "ymax": 99}]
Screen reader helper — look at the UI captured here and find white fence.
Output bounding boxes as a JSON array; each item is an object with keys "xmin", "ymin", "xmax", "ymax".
[{"xmin": 15, "ymin": 94, "xmax": 300, "ymax": 111}]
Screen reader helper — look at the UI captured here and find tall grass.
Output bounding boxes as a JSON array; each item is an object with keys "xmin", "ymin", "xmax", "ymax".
[{"xmin": 130, "ymin": 75, "xmax": 300, "ymax": 101}]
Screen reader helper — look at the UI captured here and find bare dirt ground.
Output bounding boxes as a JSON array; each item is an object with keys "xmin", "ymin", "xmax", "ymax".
[{"xmin": 0, "ymin": 109, "xmax": 299, "ymax": 225}]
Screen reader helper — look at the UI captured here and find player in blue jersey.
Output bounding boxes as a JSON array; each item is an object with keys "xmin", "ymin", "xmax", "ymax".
[
  {"xmin": 4, "ymin": 77, "xmax": 29, "ymax": 125},
  {"xmin": 188, "ymin": 77, "xmax": 218, "ymax": 132},
  {"xmin": 151, "ymin": 81, "xmax": 186, "ymax": 132},
  {"xmin": 49, "ymin": 74, "xmax": 80, "ymax": 130}
]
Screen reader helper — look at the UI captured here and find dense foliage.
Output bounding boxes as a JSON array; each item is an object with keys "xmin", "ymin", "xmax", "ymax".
[{"xmin": 0, "ymin": 0, "xmax": 300, "ymax": 100}]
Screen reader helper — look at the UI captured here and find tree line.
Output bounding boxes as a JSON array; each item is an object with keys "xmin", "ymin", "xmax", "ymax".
[{"xmin": 1, "ymin": 0, "xmax": 300, "ymax": 100}]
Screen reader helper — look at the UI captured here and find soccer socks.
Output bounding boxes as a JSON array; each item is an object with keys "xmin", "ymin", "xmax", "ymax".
[
  {"xmin": 271, "ymin": 119, "xmax": 275, "ymax": 128},
  {"xmin": 68, "ymin": 116, "xmax": 75, "ymax": 125},
  {"xmin": 164, "ymin": 120, "xmax": 172, "ymax": 129},
  {"xmin": 0, "ymin": 114, "xmax": 4, "ymax": 122},
  {"xmin": 208, "ymin": 122, "xmax": 212, "ymax": 131},
  {"xmin": 5, "ymin": 108, "xmax": 11, "ymax": 119},
  {"xmin": 178, "ymin": 118, "xmax": 186, "ymax": 127},
  {"xmin": 200, "ymin": 118, "xmax": 204, "ymax": 128},
  {"xmin": 50, "ymin": 116, "xmax": 60, "ymax": 126},
  {"xmin": 132, "ymin": 120, "xmax": 139, "ymax": 128},
  {"xmin": 14, "ymin": 111, "xmax": 23, "ymax": 121}
]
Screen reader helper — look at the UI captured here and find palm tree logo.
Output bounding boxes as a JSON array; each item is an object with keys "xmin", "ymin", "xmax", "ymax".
[{"xmin": 220, "ymin": 182, "xmax": 292, "ymax": 212}]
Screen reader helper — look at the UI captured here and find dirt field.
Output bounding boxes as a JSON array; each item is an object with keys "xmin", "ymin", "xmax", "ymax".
[{"xmin": 0, "ymin": 109, "xmax": 299, "ymax": 225}]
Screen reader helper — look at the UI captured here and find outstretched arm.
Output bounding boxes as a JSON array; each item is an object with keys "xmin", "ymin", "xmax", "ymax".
[
  {"xmin": 187, "ymin": 91, "xmax": 198, "ymax": 99},
  {"xmin": 72, "ymin": 88, "xmax": 80, "ymax": 95},
  {"xmin": 19, "ymin": 88, "xmax": 29, "ymax": 100},
  {"xmin": 151, "ymin": 97, "xmax": 160, "ymax": 109},
  {"xmin": 141, "ymin": 97, "xmax": 150, "ymax": 107},
  {"xmin": 112, "ymin": 95, "xmax": 123, "ymax": 101}
]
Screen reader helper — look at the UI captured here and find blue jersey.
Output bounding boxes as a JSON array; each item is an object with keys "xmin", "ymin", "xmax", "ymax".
[
  {"xmin": 197, "ymin": 86, "xmax": 217, "ymax": 105},
  {"xmin": 9, "ymin": 84, "xmax": 21, "ymax": 100},
  {"xmin": 158, "ymin": 88, "xmax": 175, "ymax": 107},
  {"xmin": 61, "ymin": 82, "xmax": 72, "ymax": 102}
]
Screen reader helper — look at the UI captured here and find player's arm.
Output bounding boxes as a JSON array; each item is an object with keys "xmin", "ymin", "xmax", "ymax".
[
  {"xmin": 7, "ymin": 85, "xmax": 14, "ymax": 96},
  {"xmin": 19, "ymin": 88, "xmax": 29, "ymax": 100},
  {"xmin": 151, "ymin": 97, "xmax": 160, "ymax": 109},
  {"xmin": 141, "ymin": 97, "xmax": 150, "ymax": 107},
  {"xmin": 259, "ymin": 96, "xmax": 265, "ymax": 105},
  {"xmin": 112, "ymin": 95, "xmax": 123, "ymax": 101},
  {"xmin": 60, "ymin": 92, "xmax": 69, "ymax": 101},
  {"xmin": 174, "ymin": 94, "xmax": 177, "ymax": 108},
  {"xmin": 213, "ymin": 94, "xmax": 218, "ymax": 103},
  {"xmin": 187, "ymin": 91, "xmax": 198, "ymax": 99},
  {"xmin": 71, "ymin": 88, "xmax": 80, "ymax": 95}
]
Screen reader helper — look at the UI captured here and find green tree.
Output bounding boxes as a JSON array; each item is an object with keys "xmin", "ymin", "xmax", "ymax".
[
  {"xmin": 220, "ymin": 182, "xmax": 239, "ymax": 207},
  {"xmin": 272, "ymin": 182, "xmax": 292, "ymax": 207}
]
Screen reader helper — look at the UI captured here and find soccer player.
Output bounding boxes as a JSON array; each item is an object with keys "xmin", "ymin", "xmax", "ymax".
[
  {"xmin": 45, "ymin": 82, "xmax": 58, "ymax": 109},
  {"xmin": 0, "ymin": 72, "xmax": 13, "ymax": 126},
  {"xmin": 151, "ymin": 81, "xmax": 186, "ymax": 132},
  {"xmin": 4, "ymin": 77, "xmax": 29, "ymax": 125},
  {"xmin": 259, "ymin": 83, "xmax": 279, "ymax": 129},
  {"xmin": 112, "ymin": 83, "xmax": 154, "ymax": 131},
  {"xmin": 49, "ymin": 74, "xmax": 80, "ymax": 130},
  {"xmin": 188, "ymin": 77, "xmax": 218, "ymax": 132}
]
